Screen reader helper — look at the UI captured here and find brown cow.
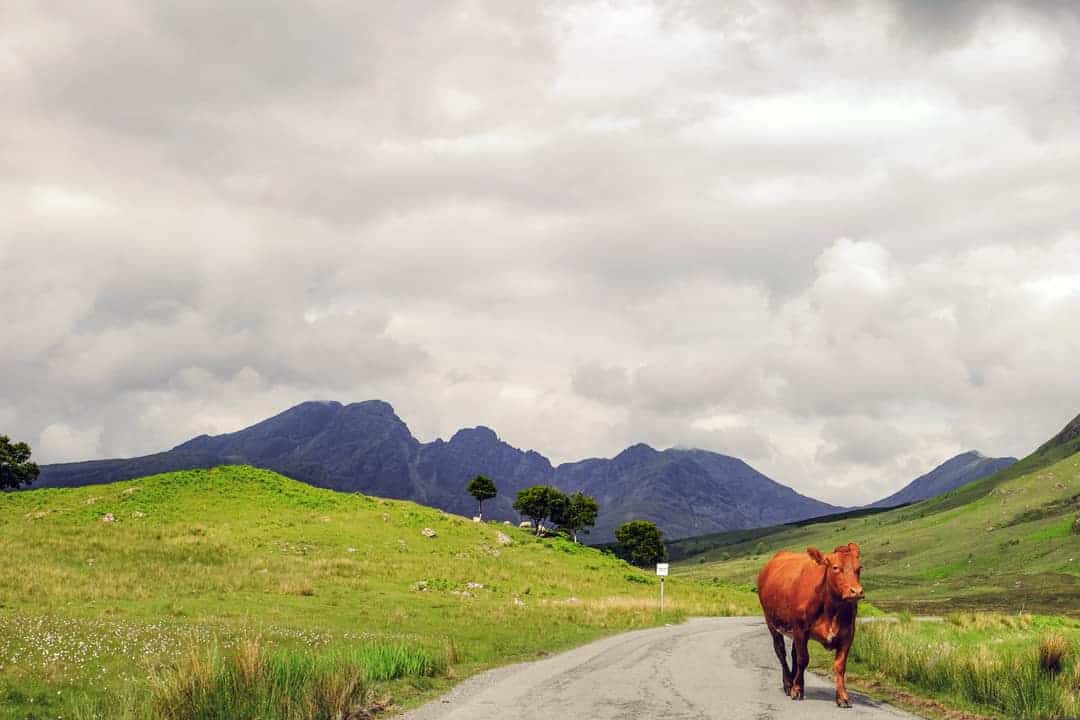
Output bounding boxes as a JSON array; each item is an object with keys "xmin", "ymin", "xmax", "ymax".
[{"xmin": 757, "ymin": 542, "xmax": 864, "ymax": 708}]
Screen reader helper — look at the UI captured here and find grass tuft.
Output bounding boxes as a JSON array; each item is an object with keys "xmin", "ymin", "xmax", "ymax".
[
  {"xmin": 1039, "ymin": 634, "xmax": 1069, "ymax": 677},
  {"xmin": 149, "ymin": 638, "xmax": 444, "ymax": 720}
]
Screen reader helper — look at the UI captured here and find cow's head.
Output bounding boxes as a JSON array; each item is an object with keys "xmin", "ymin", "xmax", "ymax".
[{"xmin": 807, "ymin": 543, "xmax": 864, "ymax": 601}]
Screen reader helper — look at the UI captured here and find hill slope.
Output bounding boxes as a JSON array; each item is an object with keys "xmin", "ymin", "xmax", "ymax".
[
  {"xmin": 867, "ymin": 450, "xmax": 1017, "ymax": 509},
  {"xmin": 0, "ymin": 466, "xmax": 756, "ymax": 718},
  {"xmin": 674, "ymin": 412, "xmax": 1080, "ymax": 615},
  {"xmin": 36, "ymin": 400, "xmax": 841, "ymax": 541}
]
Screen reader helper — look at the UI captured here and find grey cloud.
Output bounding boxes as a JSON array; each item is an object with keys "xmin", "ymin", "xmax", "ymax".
[{"xmin": 3, "ymin": 0, "xmax": 1080, "ymax": 506}]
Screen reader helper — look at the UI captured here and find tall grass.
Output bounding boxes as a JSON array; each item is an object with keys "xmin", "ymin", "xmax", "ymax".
[
  {"xmin": 851, "ymin": 623, "xmax": 1080, "ymax": 719},
  {"xmin": 149, "ymin": 638, "xmax": 446, "ymax": 720}
]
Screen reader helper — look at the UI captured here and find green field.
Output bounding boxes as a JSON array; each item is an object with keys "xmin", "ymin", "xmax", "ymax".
[
  {"xmin": 671, "ymin": 423, "xmax": 1080, "ymax": 718},
  {"xmin": 0, "ymin": 466, "xmax": 757, "ymax": 719},
  {"xmin": 675, "ymin": 440, "xmax": 1080, "ymax": 615}
]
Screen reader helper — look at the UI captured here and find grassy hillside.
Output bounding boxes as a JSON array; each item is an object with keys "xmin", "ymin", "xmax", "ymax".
[
  {"xmin": 0, "ymin": 466, "xmax": 756, "ymax": 719},
  {"xmin": 675, "ymin": 439, "xmax": 1080, "ymax": 615},
  {"xmin": 673, "ymin": 425, "xmax": 1080, "ymax": 719}
]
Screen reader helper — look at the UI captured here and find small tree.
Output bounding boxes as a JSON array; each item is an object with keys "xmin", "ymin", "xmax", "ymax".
[
  {"xmin": 0, "ymin": 435, "xmax": 39, "ymax": 490},
  {"xmin": 513, "ymin": 485, "xmax": 567, "ymax": 535},
  {"xmin": 553, "ymin": 491, "xmax": 599, "ymax": 543},
  {"xmin": 466, "ymin": 474, "xmax": 497, "ymax": 520},
  {"xmin": 615, "ymin": 520, "xmax": 667, "ymax": 567}
]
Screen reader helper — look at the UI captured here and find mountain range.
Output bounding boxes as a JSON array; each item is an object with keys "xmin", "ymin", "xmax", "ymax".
[
  {"xmin": 867, "ymin": 450, "xmax": 1017, "ymax": 509},
  {"xmin": 38, "ymin": 400, "xmax": 844, "ymax": 541},
  {"xmin": 34, "ymin": 400, "xmax": 1016, "ymax": 541}
]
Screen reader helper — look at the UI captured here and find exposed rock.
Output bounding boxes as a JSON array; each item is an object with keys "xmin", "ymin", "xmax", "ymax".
[
  {"xmin": 421, "ymin": 527, "xmax": 437, "ymax": 538},
  {"xmin": 519, "ymin": 521, "xmax": 533, "ymax": 530},
  {"xmin": 131, "ymin": 511, "xmax": 146, "ymax": 518},
  {"xmin": 472, "ymin": 516, "xmax": 482, "ymax": 522},
  {"xmin": 412, "ymin": 580, "xmax": 428, "ymax": 592},
  {"xmin": 496, "ymin": 531, "xmax": 513, "ymax": 546},
  {"xmin": 102, "ymin": 513, "xmax": 116, "ymax": 523},
  {"xmin": 466, "ymin": 582, "xmax": 485, "ymax": 589}
]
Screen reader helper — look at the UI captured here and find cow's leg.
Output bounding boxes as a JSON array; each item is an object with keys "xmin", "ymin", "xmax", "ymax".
[
  {"xmin": 790, "ymin": 632, "xmax": 810, "ymax": 700},
  {"xmin": 767, "ymin": 626, "xmax": 792, "ymax": 693},
  {"xmin": 834, "ymin": 640, "xmax": 852, "ymax": 708}
]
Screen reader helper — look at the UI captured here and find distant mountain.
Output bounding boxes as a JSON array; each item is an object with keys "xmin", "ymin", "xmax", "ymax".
[
  {"xmin": 36, "ymin": 400, "xmax": 841, "ymax": 541},
  {"xmin": 867, "ymin": 451, "xmax": 1017, "ymax": 509}
]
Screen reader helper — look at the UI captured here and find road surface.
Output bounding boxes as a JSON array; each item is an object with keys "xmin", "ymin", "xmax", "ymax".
[{"xmin": 400, "ymin": 617, "xmax": 922, "ymax": 720}]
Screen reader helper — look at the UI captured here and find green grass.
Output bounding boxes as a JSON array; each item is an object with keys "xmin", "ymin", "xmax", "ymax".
[
  {"xmin": 674, "ymin": 449, "xmax": 1080, "ymax": 615},
  {"xmin": 672, "ymin": 430, "xmax": 1080, "ymax": 718},
  {"xmin": 816, "ymin": 615, "xmax": 1080, "ymax": 719},
  {"xmin": 0, "ymin": 466, "xmax": 757, "ymax": 719},
  {"xmin": 145, "ymin": 639, "xmax": 445, "ymax": 720}
]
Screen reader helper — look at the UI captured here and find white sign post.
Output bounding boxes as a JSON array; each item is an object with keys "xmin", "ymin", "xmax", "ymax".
[{"xmin": 656, "ymin": 563, "xmax": 669, "ymax": 612}]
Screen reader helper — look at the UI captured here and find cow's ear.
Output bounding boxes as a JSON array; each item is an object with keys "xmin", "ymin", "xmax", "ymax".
[
  {"xmin": 807, "ymin": 547, "xmax": 826, "ymax": 565},
  {"xmin": 847, "ymin": 542, "xmax": 860, "ymax": 557}
]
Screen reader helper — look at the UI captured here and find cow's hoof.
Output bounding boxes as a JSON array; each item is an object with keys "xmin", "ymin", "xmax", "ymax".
[
  {"xmin": 837, "ymin": 698, "xmax": 852, "ymax": 708},
  {"xmin": 790, "ymin": 688, "xmax": 804, "ymax": 701}
]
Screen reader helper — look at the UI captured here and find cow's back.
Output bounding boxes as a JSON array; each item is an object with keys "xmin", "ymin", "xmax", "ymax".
[{"xmin": 758, "ymin": 551, "xmax": 819, "ymax": 625}]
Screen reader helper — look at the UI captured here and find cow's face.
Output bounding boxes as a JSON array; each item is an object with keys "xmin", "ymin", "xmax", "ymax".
[{"xmin": 808, "ymin": 543, "xmax": 864, "ymax": 601}]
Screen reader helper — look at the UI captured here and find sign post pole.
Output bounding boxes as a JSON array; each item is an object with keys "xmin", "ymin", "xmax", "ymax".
[{"xmin": 656, "ymin": 562, "xmax": 669, "ymax": 612}]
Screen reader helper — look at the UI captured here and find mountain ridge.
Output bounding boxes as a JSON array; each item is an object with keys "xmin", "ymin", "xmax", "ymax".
[
  {"xmin": 867, "ymin": 450, "xmax": 1018, "ymax": 509},
  {"xmin": 37, "ymin": 399, "xmax": 841, "ymax": 541}
]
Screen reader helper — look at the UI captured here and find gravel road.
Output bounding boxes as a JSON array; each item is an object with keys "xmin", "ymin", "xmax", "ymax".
[{"xmin": 399, "ymin": 617, "xmax": 922, "ymax": 720}]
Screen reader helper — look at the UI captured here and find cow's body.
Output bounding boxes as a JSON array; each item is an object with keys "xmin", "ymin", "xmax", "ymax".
[{"xmin": 757, "ymin": 543, "xmax": 864, "ymax": 708}]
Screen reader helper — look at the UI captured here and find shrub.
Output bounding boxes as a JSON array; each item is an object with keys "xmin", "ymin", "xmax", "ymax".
[{"xmin": 614, "ymin": 520, "xmax": 667, "ymax": 567}]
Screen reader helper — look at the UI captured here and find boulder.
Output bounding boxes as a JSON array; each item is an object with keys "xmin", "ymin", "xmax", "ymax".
[{"xmin": 421, "ymin": 527, "xmax": 437, "ymax": 538}]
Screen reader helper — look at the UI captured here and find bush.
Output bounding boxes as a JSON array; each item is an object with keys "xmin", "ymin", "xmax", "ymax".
[{"xmin": 614, "ymin": 520, "xmax": 667, "ymax": 567}]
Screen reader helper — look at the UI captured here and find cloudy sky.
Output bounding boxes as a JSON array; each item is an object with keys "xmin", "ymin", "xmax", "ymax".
[{"xmin": 3, "ymin": 0, "xmax": 1080, "ymax": 504}]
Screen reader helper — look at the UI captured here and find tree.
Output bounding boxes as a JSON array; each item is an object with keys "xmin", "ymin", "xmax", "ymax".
[
  {"xmin": 466, "ymin": 474, "xmax": 497, "ymax": 520},
  {"xmin": 615, "ymin": 520, "xmax": 667, "ymax": 567},
  {"xmin": 0, "ymin": 435, "xmax": 40, "ymax": 490},
  {"xmin": 553, "ymin": 491, "xmax": 599, "ymax": 543},
  {"xmin": 513, "ymin": 485, "xmax": 567, "ymax": 535}
]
